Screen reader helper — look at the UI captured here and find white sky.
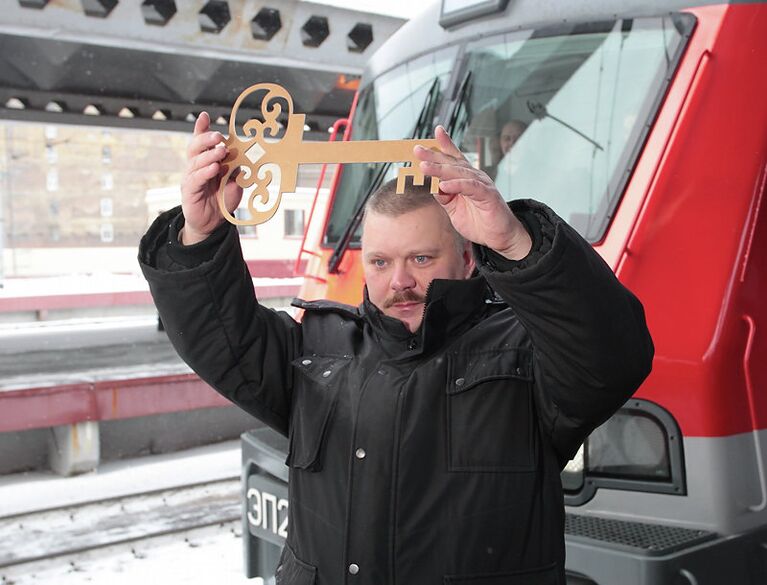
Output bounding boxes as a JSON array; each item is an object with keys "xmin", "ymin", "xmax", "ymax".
[{"xmin": 313, "ymin": 0, "xmax": 432, "ymax": 19}]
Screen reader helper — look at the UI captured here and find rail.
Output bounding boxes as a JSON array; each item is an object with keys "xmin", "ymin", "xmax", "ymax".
[{"xmin": 0, "ymin": 478, "xmax": 239, "ymax": 570}]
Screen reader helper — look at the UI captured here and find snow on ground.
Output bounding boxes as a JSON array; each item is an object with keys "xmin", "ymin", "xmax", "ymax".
[
  {"xmin": 1, "ymin": 521, "xmax": 266, "ymax": 585},
  {"xmin": 0, "ymin": 440, "xmax": 241, "ymax": 517},
  {"xmin": 1, "ymin": 441, "xmax": 272, "ymax": 583},
  {"xmin": 0, "ymin": 361, "xmax": 193, "ymax": 392},
  {"xmin": 0, "ymin": 362, "xmax": 193, "ymax": 391}
]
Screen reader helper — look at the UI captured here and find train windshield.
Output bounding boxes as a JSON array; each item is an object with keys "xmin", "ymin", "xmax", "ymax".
[
  {"xmin": 324, "ymin": 15, "xmax": 691, "ymax": 245},
  {"xmin": 323, "ymin": 46, "xmax": 458, "ymax": 246}
]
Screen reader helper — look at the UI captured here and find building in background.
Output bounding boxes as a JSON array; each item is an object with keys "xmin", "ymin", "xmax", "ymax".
[{"xmin": 1, "ymin": 121, "xmax": 331, "ymax": 277}]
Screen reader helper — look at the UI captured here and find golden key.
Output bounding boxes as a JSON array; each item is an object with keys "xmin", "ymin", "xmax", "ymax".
[{"xmin": 217, "ymin": 83, "xmax": 440, "ymax": 226}]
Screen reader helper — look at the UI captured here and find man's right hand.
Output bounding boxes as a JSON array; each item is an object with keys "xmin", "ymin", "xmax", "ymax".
[{"xmin": 180, "ymin": 112, "xmax": 243, "ymax": 245}]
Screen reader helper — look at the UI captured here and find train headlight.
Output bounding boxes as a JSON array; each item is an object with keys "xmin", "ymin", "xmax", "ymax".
[
  {"xmin": 587, "ymin": 410, "xmax": 670, "ymax": 480},
  {"xmin": 562, "ymin": 399, "xmax": 685, "ymax": 506}
]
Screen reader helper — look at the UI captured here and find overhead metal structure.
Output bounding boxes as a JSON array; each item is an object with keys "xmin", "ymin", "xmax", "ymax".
[{"xmin": 0, "ymin": 0, "xmax": 405, "ymax": 138}]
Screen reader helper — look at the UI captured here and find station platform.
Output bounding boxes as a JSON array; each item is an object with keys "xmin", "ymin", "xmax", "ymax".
[
  {"xmin": 0, "ymin": 438, "xmax": 242, "ymax": 517},
  {"xmin": 0, "ymin": 279, "xmax": 298, "ymax": 476},
  {"xmin": 0, "ymin": 269, "xmax": 303, "ymax": 321},
  {"xmin": 0, "ymin": 315, "xmax": 233, "ymax": 433}
]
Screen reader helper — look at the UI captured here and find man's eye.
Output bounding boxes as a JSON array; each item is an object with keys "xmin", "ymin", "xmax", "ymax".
[
  {"xmin": 373, "ymin": 259, "xmax": 386, "ymax": 268},
  {"xmin": 414, "ymin": 255, "xmax": 430, "ymax": 264}
]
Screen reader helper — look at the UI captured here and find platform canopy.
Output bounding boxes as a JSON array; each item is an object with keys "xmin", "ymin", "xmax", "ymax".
[{"xmin": 0, "ymin": 0, "xmax": 405, "ymax": 138}]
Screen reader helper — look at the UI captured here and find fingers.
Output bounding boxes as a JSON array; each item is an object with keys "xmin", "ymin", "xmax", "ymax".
[
  {"xmin": 414, "ymin": 127, "xmax": 463, "ymax": 162},
  {"xmin": 222, "ymin": 176, "xmax": 244, "ymax": 213},
  {"xmin": 418, "ymin": 159, "xmax": 490, "ymax": 184},
  {"xmin": 415, "ymin": 150, "xmax": 468, "ymax": 180},
  {"xmin": 412, "ymin": 126, "xmax": 462, "ymax": 160},
  {"xmin": 434, "ymin": 125, "xmax": 464, "ymax": 159},
  {"xmin": 193, "ymin": 111, "xmax": 210, "ymax": 136},
  {"xmin": 413, "ymin": 145, "xmax": 444, "ymax": 164},
  {"xmin": 431, "ymin": 191, "xmax": 458, "ymax": 207},
  {"xmin": 188, "ymin": 142, "xmax": 228, "ymax": 174},
  {"xmin": 183, "ymin": 163, "xmax": 221, "ymax": 196},
  {"xmin": 413, "ymin": 125, "xmax": 499, "ymax": 202},
  {"xmin": 413, "ymin": 126, "xmax": 465, "ymax": 162},
  {"xmin": 182, "ymin": 144, "xmax": 230, "ymax": 200},
  {"xmin": 437, "ymin": 177, "xmax": 492, "ymax": 198},
  {"xmin": 187, "ymin": 129, "xmax": 225, "ymax": 160}
]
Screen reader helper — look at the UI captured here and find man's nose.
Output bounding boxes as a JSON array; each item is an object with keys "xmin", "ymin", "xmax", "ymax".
[{"xmin": 391, "ymin": 262, "xmax": 416, "ymax": 291}]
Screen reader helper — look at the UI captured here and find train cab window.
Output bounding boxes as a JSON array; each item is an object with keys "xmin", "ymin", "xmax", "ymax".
[
  {"xmin": 324, "ymin": 46, "xmax": 459, "ymax": 246},
  {"xmin": 454, "ymin": 16, "xmax": 693, "ymax": 241}
]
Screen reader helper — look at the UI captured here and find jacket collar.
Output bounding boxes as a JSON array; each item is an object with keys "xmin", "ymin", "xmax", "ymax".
[{"xmin": 361, "ymin": 277, "xmax": 492, "ymax": 355}]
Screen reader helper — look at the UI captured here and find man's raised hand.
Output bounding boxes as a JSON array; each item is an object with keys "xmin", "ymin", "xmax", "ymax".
[
  {"xmin": 180, "ymin": 112, "xmax": 243, "ymax": 245},
  {"xmin": 414, "ymin": 126, "xmax": 532, "ymax": 260}
]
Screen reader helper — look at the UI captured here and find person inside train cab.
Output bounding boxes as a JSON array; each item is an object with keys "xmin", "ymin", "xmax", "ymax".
[
  {"xmin": 492, "ymin": 118, "xmax": 530, "ymax": 200},
  {"xmin": 482, "ymin": 118, "xmax": 528, "ymax": 181},
  {"xmin": 499, "ymin": 119, "xmax": 528, "ymax": 155},
  {"xmin": 139, "ymin": 111, "xmax": 653, "ymax": 585}
]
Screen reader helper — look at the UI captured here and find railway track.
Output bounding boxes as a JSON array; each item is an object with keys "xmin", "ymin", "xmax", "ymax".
[{"xmin": 0, "ymin": 478, "xmax": 240, "ymax": 570}]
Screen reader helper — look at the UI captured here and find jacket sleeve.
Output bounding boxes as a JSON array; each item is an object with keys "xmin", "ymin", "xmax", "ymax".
[
  {"xmin": 475, "ymin": 200, "xmax": 654, "ymax": 464},
  {"xmin": 137, "ymin": 207, "xmax": 300, "ymax": 437}
]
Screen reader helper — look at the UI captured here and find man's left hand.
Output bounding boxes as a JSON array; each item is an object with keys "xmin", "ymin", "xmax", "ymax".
[{"xmin": 414, "ymin": 126, "xmax": 532, "ymax": 261}]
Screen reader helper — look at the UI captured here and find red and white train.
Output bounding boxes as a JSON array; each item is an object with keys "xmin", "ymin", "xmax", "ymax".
[{"xmin": 242, "ymin": 1, "xmax": 767, "ymax": 583}]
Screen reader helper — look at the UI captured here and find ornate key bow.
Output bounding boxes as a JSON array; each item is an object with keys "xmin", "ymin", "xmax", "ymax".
[{"xmin": 217, "ymin": 83, "xmax": 440, "ymax": 226}]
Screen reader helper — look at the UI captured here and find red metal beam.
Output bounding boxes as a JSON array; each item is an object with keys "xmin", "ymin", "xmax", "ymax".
[
  {"xmin": 0, "ymin": 374, "xmax": 231, "ymax": 433},
  {"xmin": 0, "ymin": 383, "xmax": 96, "ymax": 432},
  {"xmin": 93, "ymin": 374, "xmax": 229, "ymax": 421}
]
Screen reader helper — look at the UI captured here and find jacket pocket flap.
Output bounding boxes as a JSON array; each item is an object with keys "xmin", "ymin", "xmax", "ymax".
[
  {"xmin": 276, "ymin": 544, "xmax": 317, "ymax": 585},
  {"xmin": 447, "ymin": 349, "xmax": 532, "ymax": 395},
  {"xmin": 287, "ymin": 355, "xmax": 350, "ymax": 470},
  {"xmin": 291, "ymin": 354, "xmax": 351, "ymax": 387}
]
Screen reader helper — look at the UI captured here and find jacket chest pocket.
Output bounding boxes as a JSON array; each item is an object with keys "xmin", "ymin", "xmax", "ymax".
[
  {"xmin": 447, "ymin": 349, "xmax": 535, "ymax": 472},
  {"xmin": 286, "ymin": 355, "xmax": 350, "ymax": 471}
]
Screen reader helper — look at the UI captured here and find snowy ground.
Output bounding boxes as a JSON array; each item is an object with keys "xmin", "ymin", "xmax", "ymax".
[
  {"xmin": 0, "ymin": 441, "xmax": 271, "ymax": 584},
  {"xmin": 0, "ymin": 440, "xmax": 242, "ymax": 516},
  {"xmin": 1, "ymin": 521, "xmax": 264, "ymax": 585}
]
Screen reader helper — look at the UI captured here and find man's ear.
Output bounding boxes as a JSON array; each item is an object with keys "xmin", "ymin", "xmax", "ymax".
[{"xmin": 463, "ymin": 242, "xmax": 476, "ymax": 279}]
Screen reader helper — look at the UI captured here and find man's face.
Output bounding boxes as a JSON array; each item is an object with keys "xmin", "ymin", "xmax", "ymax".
[
  {"xmin": 500, "ymin": 121, "xmax": 525, "ymax": 155},
  {"xmin": 361, "ymin": 204, "xmax": 475, "ymax": 333}
]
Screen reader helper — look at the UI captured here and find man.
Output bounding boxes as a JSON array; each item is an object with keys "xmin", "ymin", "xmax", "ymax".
[
  {"xmin": 499, "ymin": 119, "xmax": 528, "ymax": 155},
  {"xmin": 139, "ymin": 112, "xmax": 653, "ymax": 585},
  {"xmin": 484, "ymin": 119, "xmax": 527, "ymax": 182}
]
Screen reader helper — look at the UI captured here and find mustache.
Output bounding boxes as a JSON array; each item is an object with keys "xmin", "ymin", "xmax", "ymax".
[{"xmin": 383, "ymin": 290, "xmax": 425, "ymax": 309}]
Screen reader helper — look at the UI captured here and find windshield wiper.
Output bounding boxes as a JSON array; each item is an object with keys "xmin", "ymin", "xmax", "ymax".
[
  {"xmin": 527, "ymin": 100, "xmax": 604, "ymax": 151},
  {"xmin": 327, "ymin": 77, "xmax": 442, "ymax": 275},
  {"xmin": 446, "ymin": 70, "xmax": 472, "ymax": 137}
]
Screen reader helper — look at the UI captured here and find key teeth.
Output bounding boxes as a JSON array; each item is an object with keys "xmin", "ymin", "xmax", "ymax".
[
  {"xmin": 395, "ymin": 172, "xmax": 406, "ymax": 195},
  {"xmin": 395, "ymin": 168, "xmax": 441, "ymax": 194}
]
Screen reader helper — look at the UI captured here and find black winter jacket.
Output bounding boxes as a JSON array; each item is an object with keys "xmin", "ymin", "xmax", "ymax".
[{"xmin": 138, "ymin": 200, "xmax": 653, "ymax": 585}]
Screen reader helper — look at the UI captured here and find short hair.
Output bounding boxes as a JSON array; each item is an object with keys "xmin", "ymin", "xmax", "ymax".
[
  {"xmin": 364, "ymin": 177, "xmax": 438, "ymax": 217},
  {"xmin": 363, "ymin": 176, "xmax": 467, "ymax": 252}
]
